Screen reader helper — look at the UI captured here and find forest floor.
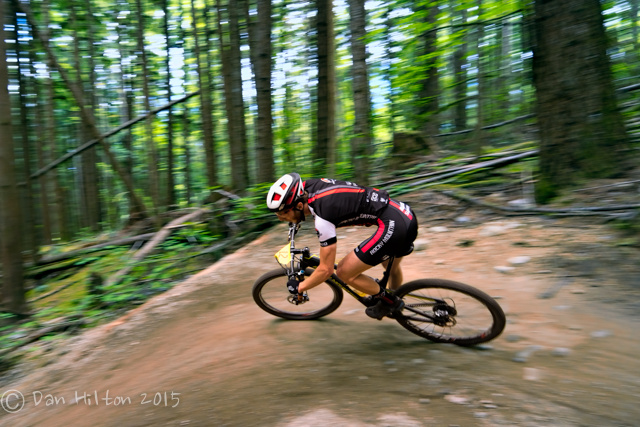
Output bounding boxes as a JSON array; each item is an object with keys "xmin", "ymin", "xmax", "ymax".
[{"xmin": 1, "ymin": 187, "xmax": 639, "ymax": 427}]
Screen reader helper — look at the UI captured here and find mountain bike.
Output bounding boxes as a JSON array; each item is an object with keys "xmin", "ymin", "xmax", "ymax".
[{"xmin": 252, "ymin": 223, "xmax": 506, "ymax": 346}]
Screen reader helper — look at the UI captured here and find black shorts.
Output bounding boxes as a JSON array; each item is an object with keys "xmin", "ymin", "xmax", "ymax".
[{"xmin": 354, "ymin": 200, "xmax": 418, "ymax": 266}]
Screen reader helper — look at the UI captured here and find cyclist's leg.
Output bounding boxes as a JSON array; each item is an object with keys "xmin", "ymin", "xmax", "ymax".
[
  {"xmin": 336, "ymin": 251, "xmax": 380, "ymax": 295},
  {"xmin": 382, "ymin": 200, "xmax": 418, "ymax": 291}
]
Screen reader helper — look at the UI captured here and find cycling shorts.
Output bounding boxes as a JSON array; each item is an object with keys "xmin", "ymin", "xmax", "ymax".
[{"xmin": 354, "ymin": 200, "xmax": 418, "ymax": 266}]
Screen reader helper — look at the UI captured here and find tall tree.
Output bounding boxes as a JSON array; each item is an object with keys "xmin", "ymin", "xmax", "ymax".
[
  {"xmin": 42, "ymin": 0, "xmax": 67, "ymax": 241},
  {"xmin": 452, "ymin": 4, "xmax": 467, "ymax": 132},
  {"xmin": 190, "ymin": 0, "xmax": 217, "ymax": 191},
  {"xmin": 314, "ymin": 0, "xmax": 337, "ymax": 176},
  {"xmin": 382, "ymin": 5, "xmax": 397, "ymax": 135},
  {"xmin": 135, "ymin": 0, "xmax": 160, "ymax": 212},
  {"xmin": 471, "ymin": 0, "xmax": 486, "ymax": 154},
  {"xmin": 14, "ymin": 9, "xmax": 38, "ymax": 259},
  {"xmin": 246, "ymin": 0, "xmax": 274, "ymax": 184},
  {"xmin": 177, "ymin": 4, "xmax": 193, "ymax": 204},
  {"xmin": 630, "ymin": 0, "xmax": 640, "ymax": 75},
  {"xmin": 532, "ymin": 0, "xmax": 630, "ymax": 202},
  {"xmin": 348, "ymin": 0, "xmax": 372, "ymax": 185},
  {"xmin": 164, "ymin": 0, "xmax": 176, "ymax": 208},
  {"xmin": 217, "ymin": 0, "xmax": 249, "ymax": 191},
  {"xmin": 74, "ymin": 0, "xmax": 101, "ymax": 231},
  {"xmin": 0, "ymin": 0, "xmax": 26, "ymax": 314},
  {"xmin": 417, "ymin": 1, "xmax": 440, "ymax": 141}
]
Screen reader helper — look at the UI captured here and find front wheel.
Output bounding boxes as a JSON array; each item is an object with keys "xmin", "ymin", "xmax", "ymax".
[
  {"xmin": 252, "ymin": 269, "xmax": 344, "ymax": 320},
  {"xmin": 394, "ymin": 279, "xmax": 506, "ymax": 346}
]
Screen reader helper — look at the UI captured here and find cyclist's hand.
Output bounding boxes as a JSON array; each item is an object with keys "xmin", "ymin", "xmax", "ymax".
[{"xmin": 286, "ymin": 278, "xmax": 300, "ymax": 295}]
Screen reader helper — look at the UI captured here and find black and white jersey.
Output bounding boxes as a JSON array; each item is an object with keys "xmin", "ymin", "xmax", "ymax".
[{"xmin": 304, "ymin": 178, "xmax": 390, "ymax": 247}]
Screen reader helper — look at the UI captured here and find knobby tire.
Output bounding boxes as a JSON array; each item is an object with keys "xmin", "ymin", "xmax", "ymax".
[
  {"xmin": 252, "ymin": 269, "xmax": 344, "ymax": 320},
  {"xmin": 394, "ymin": 279, "xmax": 506, "ymax": 346}
]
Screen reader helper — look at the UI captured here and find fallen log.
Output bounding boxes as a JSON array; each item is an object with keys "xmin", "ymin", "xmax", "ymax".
[
  {"xmin": 439, "ymin": 190, "xmax": 640, "ymax": 216},
  {"xmin": 34, "ymin": 233, "xmax": 156, "ymax": 266},
  {"xmin": 104, "ymin": 208, "xmax": 210, "ymax": 287},
  {"xmin": 382, "ymin": 150, "xmax": 538, "ymax": 187}
]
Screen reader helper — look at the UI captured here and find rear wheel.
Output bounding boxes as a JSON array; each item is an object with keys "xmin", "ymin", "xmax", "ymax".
[
  {"xmin": 252, "ymin": 269, "xmax": 343, "ymax": 320},
  {"xmin": 394, "ymin": 279, "xmax": 506, "ymax": 346}
]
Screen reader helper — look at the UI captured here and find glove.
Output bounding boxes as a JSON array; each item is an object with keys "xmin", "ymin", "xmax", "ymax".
[{"xmin": 287, "ymin": 278, "xmax": 300, "ymax": 295}]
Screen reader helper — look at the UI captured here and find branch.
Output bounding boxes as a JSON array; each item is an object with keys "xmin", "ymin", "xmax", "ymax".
[
  {"xmin": 28, "ymin": 91, "xmax": 199, "ymax": 180},
  {"xmin": 620, "ymin": 82, "xmax": 640, "ymax": 93},
  {"xmin": 434, "ymin": 114, "xmax": 535, "ymax": 138}
]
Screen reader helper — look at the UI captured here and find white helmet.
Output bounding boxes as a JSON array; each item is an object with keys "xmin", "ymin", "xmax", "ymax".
[{"xmin": 267, "ymin": 173, "xmax": 304, "ymax": 212}]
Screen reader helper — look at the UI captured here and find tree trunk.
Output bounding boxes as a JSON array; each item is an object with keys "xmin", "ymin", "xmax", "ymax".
[
  {"xmin": 135, "ymin": 0, "xmax": 160, "ymax": 213},
  {"xmin": 452, "ymin": 5, "xmax": 467, "ymax": 133},
  {"xmin": 116, "ymin": 16, "xmax": 135, "ymax": 219},
  {"xmin": 499, "ymin": 21, "xmax": 513, "ymax": 115},
  {"xmin": 532, "ymin": 0, "xmax": 630, "ymax": 202},
  {"xmin": 417, "ymin": 2, "xmax": 440, "ymax": 141},
  {"xmin": 383, "ymin": 9, "xmax": 396, "ymax": 135},
  {"xmin": 472, "ymin": 1, "xmax": 486, "ymax": 155},
  {"xmin": 13, "ymin": 9, "xmax": 38, "ymax": 260},
  {"xmin": 348, "ymin": 0, "xmax": 371, "ymax": 185},
  {"xmin": 39, "ymin": 0, "xmax": 55, "ymax": 244},
  {"xmin": 0, "ymin": 0, "xmax": 26, "ymax": 314},
  {"xmin": 315, "ymin": 0, "xmax": 336, "ymax": 176},
  {"xmin": 217, "ymin": 0, "xmax": 249, "ymax": 191},
  {"xmin": 75, "ymin": 0, "xmax": 101, "ymax": 232},
  {"xmin": 417, "ymin": 3, "xmax": 440, "ymax": 153},
  {"xmin": 248, "ymin": 0, "xmax": 274, "ymax": 184},
  {"xmin": 630, "ymin": 0, "xmax": 640, "ymax": 75},
  {"xmin": 180, "ymin": 8, "xmax": 193, "ymax": 204},
  {"xmin": 191, "ymin": 0, "xmax": 217, "ymax": 191},
  {"xmin": 163, "ymin": 0, "xmax": 176, "ymax": 208}
]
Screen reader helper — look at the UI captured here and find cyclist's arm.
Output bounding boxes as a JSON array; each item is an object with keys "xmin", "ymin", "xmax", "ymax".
[{"xmin": 298, "ymin": 243, "xmax": 336, "ymax": 292}]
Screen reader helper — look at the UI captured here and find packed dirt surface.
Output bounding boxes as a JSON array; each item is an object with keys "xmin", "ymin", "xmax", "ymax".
[{"xmin": 1, "ymin": 192, "xmax": 640, "ymax": 427}]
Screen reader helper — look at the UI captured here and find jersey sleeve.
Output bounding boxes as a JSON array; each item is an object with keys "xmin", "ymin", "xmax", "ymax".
[{"xmin": 314, "ymin": 214, "xmax": 337, "ymax": 247}]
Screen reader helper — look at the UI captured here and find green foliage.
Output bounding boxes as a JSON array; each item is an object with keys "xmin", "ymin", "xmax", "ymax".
[
  {"xmin": 610, "ymin": 213, "xmax": 640, "ymax": 239},
  {"xmin": 228, "ymin": 182, "xmax": 274, "ymax": 221}
]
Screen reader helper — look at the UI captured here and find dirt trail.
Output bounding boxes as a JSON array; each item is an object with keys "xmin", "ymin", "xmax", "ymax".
[{"xmin": 1, "ymin": 202, "xmax": 639, "ymax": 426}]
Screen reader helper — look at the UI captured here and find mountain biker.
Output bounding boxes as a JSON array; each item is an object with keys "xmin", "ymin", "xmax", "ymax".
[{"xmin": 266, "ymin": 173, "xmax": 418, "ymax": 320}]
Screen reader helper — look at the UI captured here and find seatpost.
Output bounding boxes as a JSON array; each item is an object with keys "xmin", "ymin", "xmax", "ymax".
[{"xmin": 377, "ymin": 256, "xmax": 395, "ymax": 290}]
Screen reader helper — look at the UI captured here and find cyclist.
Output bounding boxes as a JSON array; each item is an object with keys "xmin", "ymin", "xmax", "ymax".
[{"xmin": 266, "ymin": 173, "xmax": 418, "ymax": 320}]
